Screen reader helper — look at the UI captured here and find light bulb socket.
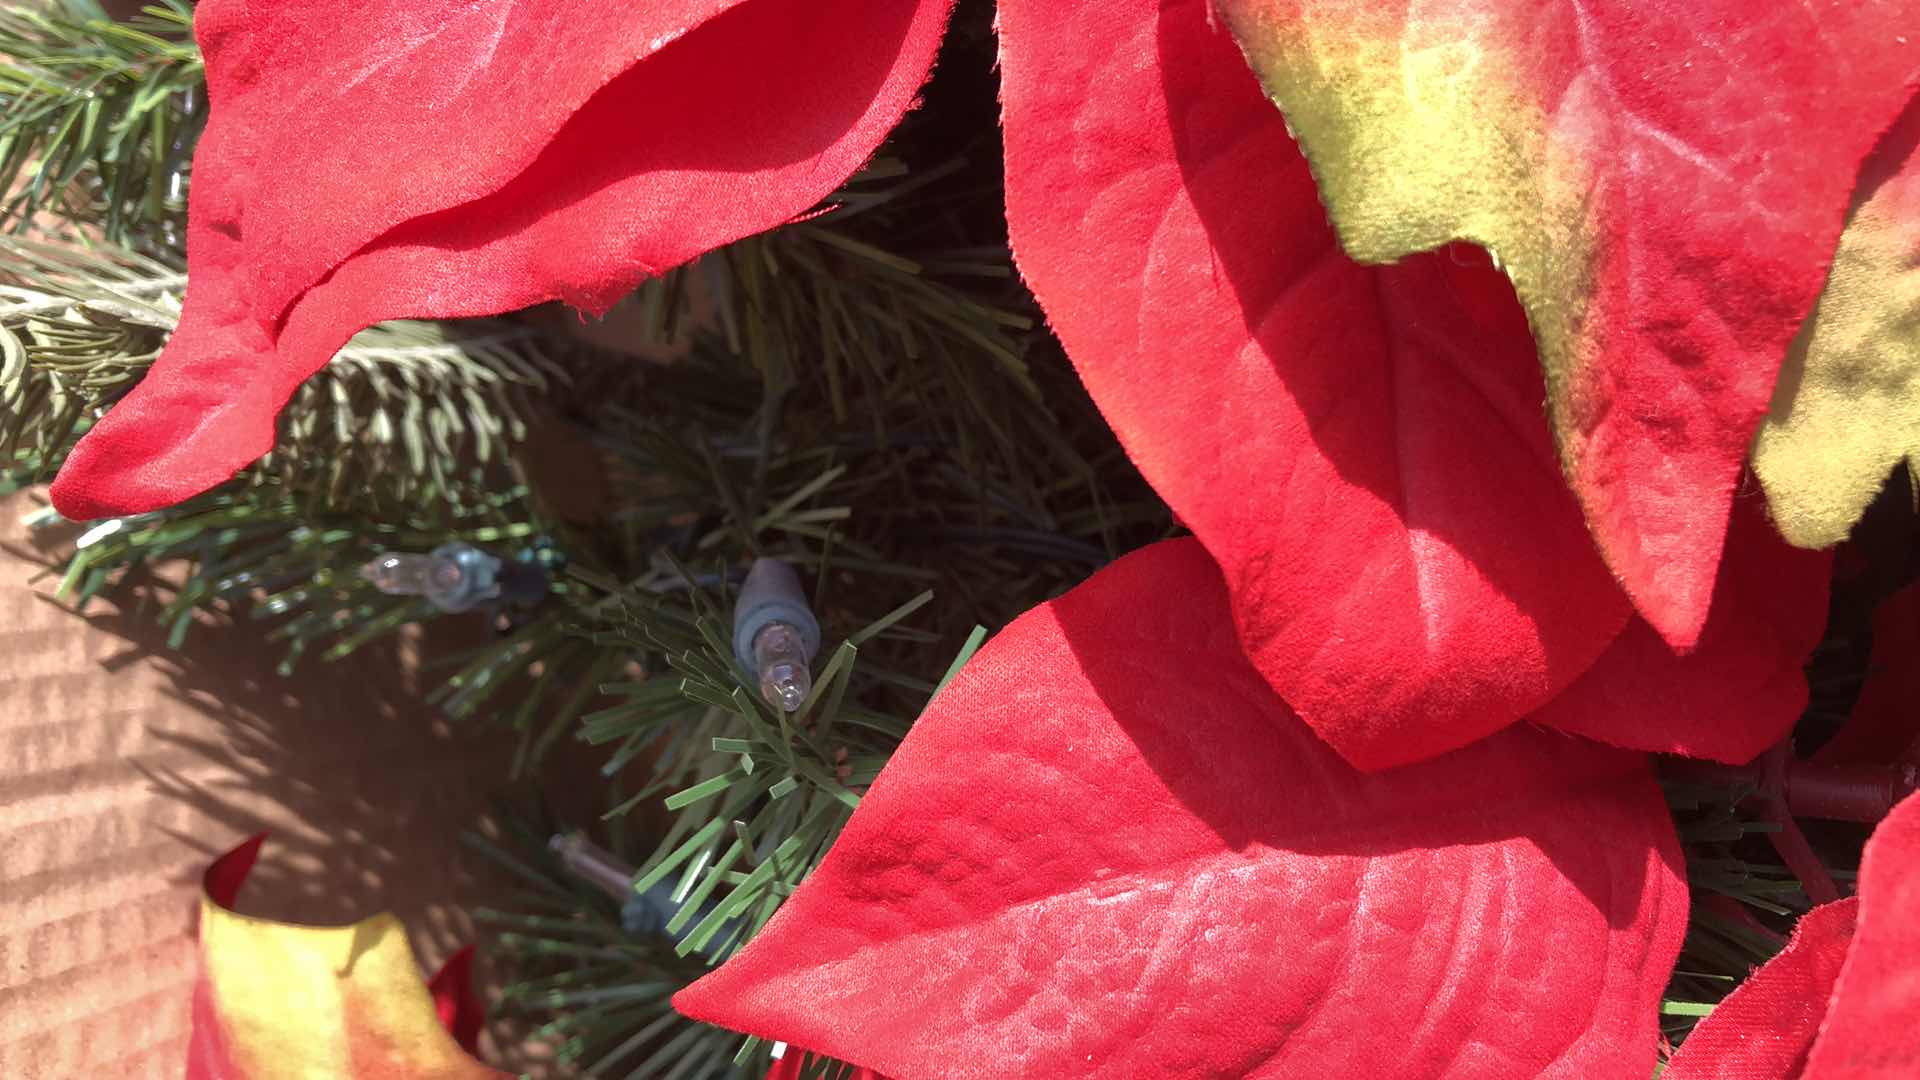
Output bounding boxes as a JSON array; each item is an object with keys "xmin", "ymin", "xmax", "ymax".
[
  {"xmin": 548, "ymin": 831, "xmax": 638, "ymax": 901},
  {"xmin": 732, "ymin": 558, "xmax": 820, "ymax": 673},
  {"xmin": 427, "ymin": 541, "xmax": 501, "ymax": 612}
]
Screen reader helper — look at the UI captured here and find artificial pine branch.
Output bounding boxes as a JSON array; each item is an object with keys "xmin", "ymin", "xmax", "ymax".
[
  {"xmin": 0, "ymin": 234, "xmax": 571, "ymax": 511},
  {"xmin": 0, "ymin": 0, "xmax": 199, "ymax": 246},
  {"xmin": 257, "ymin": 317, "xmax": 569, "ymax": 512},
  {"xmin": 465, "ymin": 812, "xmax": 774, "ymax": 1078},
  {"xmin": 0, "ymin": 235, "xmax": 176, "ymax": 460},
  {"xmin": 462, "ymin": 555, "xmax": 980, "ymax": 1079},
  {"xmin": 23, "ymin": 472, "xmax": 547, "ymax": 654}
]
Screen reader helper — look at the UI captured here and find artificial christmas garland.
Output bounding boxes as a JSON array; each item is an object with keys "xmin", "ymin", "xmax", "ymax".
[{"xmin": 4, "ymin": 0, "xmax": 1918, "ymax": 1076}]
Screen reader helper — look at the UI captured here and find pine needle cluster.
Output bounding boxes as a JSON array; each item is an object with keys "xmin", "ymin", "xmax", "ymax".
[{"xmin": 0, "ymin": 0, "xmax": 199, "ymax": 246}]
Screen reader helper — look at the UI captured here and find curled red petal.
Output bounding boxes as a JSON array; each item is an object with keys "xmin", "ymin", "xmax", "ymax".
[
  {"xmin": 427, "ymin": 945, "xmax": 486, "ymax": 1056},
  {"xmin": 674, "ymin": 539, "xmax": 1688, "ymax": 1078},
  {"xmin": 51, "ymin": 0, "xmax": 951, "ymax": 518},
  {"xmin": 1662, "ymin": 899, "xmax": 1859, "ymax": 1080},
  {"xmin": 1532, "ymin": 493, "xmax": 1834, "ymax": 762},
  {"xmin": 1000, "ymin": 0, "xmax": 1630, "ymax": 768}
]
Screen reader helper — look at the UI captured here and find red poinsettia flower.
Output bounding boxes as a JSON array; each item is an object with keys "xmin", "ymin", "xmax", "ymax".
[
  {"xmin": 189, "ymin": 835, "xmax": 503, "ymax": 1079},
  {"xmin": 1203, "ymin": 0, "xmax": 1920, "ymax": 649},
  {"xmin": 1000, "ymin": 0, "xmax": 1833, "ymax": 770},
  {"xmin": 668, "ymin": 4, "xmax": 1914, "ymax": 1072},
  {"xmin": 675, "ymin": 539, "xmax": 1690, "ymax": 1077},
  {"xmin": 49, "ymin": 0, "xmax": 953, "ymax": 520},
  {"xmin": 1663, "ymin": 790, "xmax": 1920, "ymax": 1078}
]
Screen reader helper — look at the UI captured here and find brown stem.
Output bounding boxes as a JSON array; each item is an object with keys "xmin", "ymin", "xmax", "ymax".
[
  {"xmin": 1662, "ymin": 756, "xmax": 1920, "ymax": 823},
  {"xmin": 1785, "ymin": 760, "xmax": 1920, "ymax": 823},
  {"xmin": 1758, "ymin": 744, "xmax": 1843, "ymax": 905}
]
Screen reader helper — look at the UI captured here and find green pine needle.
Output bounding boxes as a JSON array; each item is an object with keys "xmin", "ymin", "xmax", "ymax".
[
  {"xmin": 0, "ymin": 234, "xmax": 567, "ymax": 512},
  {"xmin": 0, "ymin": 0, "xmax": 200, "ymax": 247}
]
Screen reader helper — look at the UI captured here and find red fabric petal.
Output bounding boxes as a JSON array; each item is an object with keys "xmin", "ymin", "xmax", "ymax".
[
  {"xmin": 1816, "ymin": 580, "xmax": 1920, "ymax": 766},
  {"xmin": 765, "ymin": 1050, "xmax": 884, "ymax": 1080},
  {"xmin": 1805, "ymin": 790, "xmax": 1920, "ymax": 1077},
  {"xmin": 427, "ymin": 946, "xmax": 485, "ymax": 1056},
  {"xmin": 999, "ymin": 0, "xmax": 1631, "ymax": 768},
  {"xmin": 673, "ymin": 539, "xmax": 1688, "ymax": 1079},
  {"xmin": 1662, "ymin": 899, "xmax": 1859, "ymax": 1080},
  {"xmin": 203, "ymin": 831, "xmax": 266, "ymax": 909},
  {"xmin": 187, "ymin": 973, "xmax": 241, "ymax": 1080},
  {"xmin": 50, "ymin": 0, "xmax": 951, "ymax": 518},
  {"xmin": 1532, "ymin": 494, "xmax": 1833, "ymax": 762},
  {"xmin": 1212, "ymin": 0, "xmax": 1920, "ymax": 648}
]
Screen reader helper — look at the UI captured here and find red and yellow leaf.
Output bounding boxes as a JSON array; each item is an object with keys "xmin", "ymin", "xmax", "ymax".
[
  {"xmin": 188, "ymin": 836, "xmax": 505, "ymax": 1079},
  {"xmin": 1756, "ymin": 102, "xmax": 1920, "ymax": 550},
  {"xmin": 49, "ymin": 0, "xmax": 951, "ymax": 519},
  {"xmin": 1211, "ymin": 0, "xmax": 1920, "ymax": 646},
  {"xmin": 674, "ymin": 539, "xmax": 1688, "ymax": 1079},
  {"xmin": 1001, "ymin": 0, "xmax": 1630, "ymax": 768},
  {"xmin": 1665, "ymin": 790, "xmax": 1920, "ymax": 1079}
]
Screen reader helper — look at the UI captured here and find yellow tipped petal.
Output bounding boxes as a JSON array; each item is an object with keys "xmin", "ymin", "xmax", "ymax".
[
  {"xmin": 191, "ymin": 839, "xmax": 505, "ymax": 1079},
  {"xmin": 1755, "ymin": 107, "xmax": 1920, "ymax": 548},
  {"xmin": 1216, "ymin": 0, "xmax": 1920, "ymax": 642}
]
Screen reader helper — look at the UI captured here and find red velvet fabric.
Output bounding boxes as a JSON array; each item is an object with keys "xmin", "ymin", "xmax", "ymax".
[
  {"xmin": 1805, "ymin": 791, "xmax": 1920, "ymax": 1078},
  {"xmin": 1664, "ymin": 900, "xmax": 1859, "ymax": 1080},
  {"xmin": 1532, "ymin": 495, "xmax": 1832, "ymax": 764},
  {"xmin": 1001, "ymin": 0, "xmax": 1627, "ymax": 768}
]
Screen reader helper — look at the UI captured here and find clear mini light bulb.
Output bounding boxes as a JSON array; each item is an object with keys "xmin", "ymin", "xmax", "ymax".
[
  {"xmin": 358, "ymin": 541, "xmax": 502, "ymax": 612},
  {"xmin": 752, "ymin": 621, "xmax": 812, "ymax": 711},
  {"xmin": 732, "ymin": 558, "xmax": 821, "ymax": 714},
  {"xmin": 360, "ymin": 552, "xmax": 467, "ymax": 597}
]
